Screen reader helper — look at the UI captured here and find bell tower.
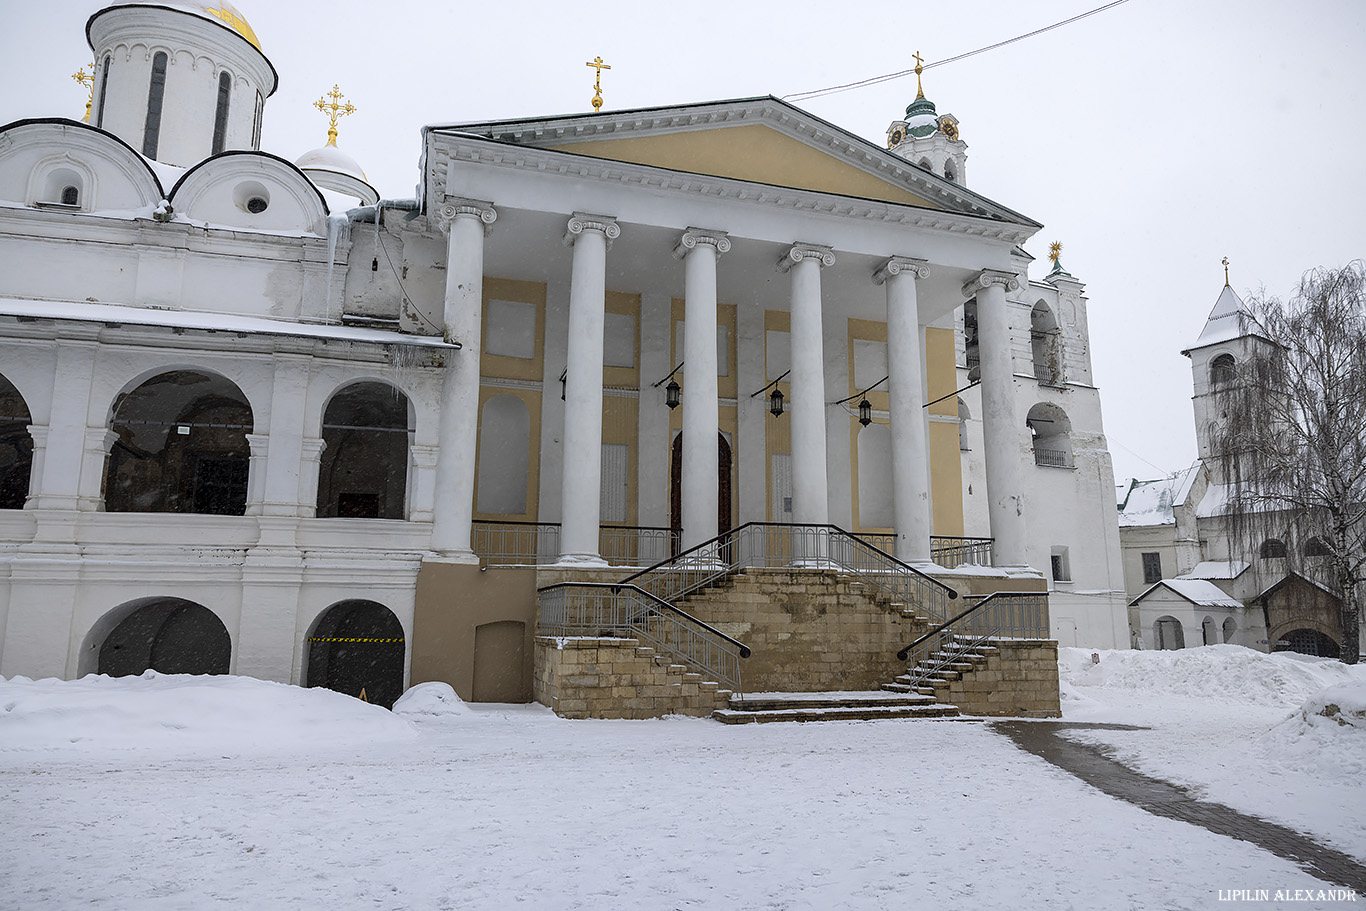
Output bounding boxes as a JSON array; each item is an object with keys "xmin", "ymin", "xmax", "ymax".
[{"xmin": 885, "ymin": 53, "xmax": 968, "ymax": 185}]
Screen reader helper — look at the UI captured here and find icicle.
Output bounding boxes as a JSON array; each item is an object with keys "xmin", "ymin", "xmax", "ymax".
[{"xmin": 324, "ymin": 213, "xmax": 349, "ymax": 323}]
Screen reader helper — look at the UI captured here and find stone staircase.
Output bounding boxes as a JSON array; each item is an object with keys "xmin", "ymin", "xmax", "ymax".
[
  {"xmin": 882, "ymin": 636, "xmax": 999, "ymax": 703},
  {"xmin": 713, "ymin": 690, "xmax": 959, "ymax": 724}
]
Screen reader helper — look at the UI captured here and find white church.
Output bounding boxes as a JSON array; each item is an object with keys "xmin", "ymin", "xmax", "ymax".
[{"xmin": 0, "ymin": 0, "xmax": 1129, "ymax": 714}]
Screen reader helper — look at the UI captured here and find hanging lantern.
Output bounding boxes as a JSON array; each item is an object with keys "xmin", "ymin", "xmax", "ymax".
[
  {"xmin": 858, "ymin": 398, "xmax": 872, "ymax": 427},
  {"xmin": 769, "ymin": 387, "xmax": 785, "ymax": 417},
  {"xmin": 665, "ymin": 378, "xmax": 681, "ymax": 410}
]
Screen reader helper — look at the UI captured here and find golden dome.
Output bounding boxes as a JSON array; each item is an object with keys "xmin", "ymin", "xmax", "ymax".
[{"xmin": 109, "ymin": 2, "xmax": 262, "ymax": 52}]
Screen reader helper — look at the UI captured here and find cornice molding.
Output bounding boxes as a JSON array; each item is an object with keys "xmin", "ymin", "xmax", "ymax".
[
  {"xmin": 673, "ymin": 227, "xmax": 731, "ymax": 260},
  {"xmin": 776, "ymin": 243, "xmax": 835, "ymax": 273},
  {"xmin": 961, "ymin": 269, "xmax": 1021, "ymax": 298},
  {"xmin": 427, "ymin": 133, "xmax": 1036, "ymax": 246},
  {"xmin": 873, "ymin": 255, "xmax": 930, "ymax": 285}
]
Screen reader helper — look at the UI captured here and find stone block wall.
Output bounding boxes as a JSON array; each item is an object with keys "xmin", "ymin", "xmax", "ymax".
[
  {"xmin": 533, "ymin": 636, "xmax": 731, "ymax": 720},
  {"xmin": 931, "ymin": 639, "xmax": 1061, "ymax": 718},
  {"xmin": 676, "ymin": 568, "xmax": 930, "ymax": 692}
]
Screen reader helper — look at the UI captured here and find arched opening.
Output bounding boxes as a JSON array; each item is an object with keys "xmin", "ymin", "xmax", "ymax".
[
  {"xmin": 104, "ymin": 370, "xmax": 253, "ymax": 515},
  {"xmin": 317, "ymin": 382, "xmax": 410, "ymax": 519},
  {"xmin": 1275, "ymin": 628, "xmax": 1340, "ymax": 659},
  {"xmin": 670, "ymin": 432, "xmax": 733, "ymax": 555},
  {"xmin": 1027, "ymin": 402, "xmax": 1073, "ymax": 468},
  {"xmin": 1210, "ymin": 353, "xmax": 1237, "ymax": 386},
  {"xmin": 95, "ymin": 55, "xmax": 111, "ymax": 128},
  {"xmin": 918, "ymin": 158, "xmax": 931, "ymax": 170},
  {"xmin": 1154, "ymin": 616, "xmax": 1185, "ymax": 650},
  {"xmin": 957, "ymin": 398, "xmax": 970, "ymax": 450},
  {"xmin": 857, "ymin": 422, "xmax": 892, "ymax": 529},
  {"xmin": 42, "ymin": 167, "xmax": 85, "ymax": 207},
  {"xmin": 943, "ymin": 160, "xmax": 957, "ymax": 182},
  {"xmin": 1031, "ymin": 302, "xmax": 1062, "ymax": 385},
  {"xmin": 1260, "ymin": 538, "xmax": 1288, "ymax": 559},
  {"xmin": 472, "ymin": 620, "xmax": 528, "ymax": 703},
  {"xmin": 211, "ymin": 70, "xmax": 232, "ymax": 156},
  {"xmin": 0, "ymin": 373, "xmax": 34, "ymax": 509},
  {"xmin": 143, "ymin": 51, "xmax": 168, "ymax": 159},
  {"xmin": 306, "ymin": 600, "xmax": 405, "ymax": 709},
  {"xmin": 1305, "ymin": 537, "xmax": 1332, "ymax": 558},
  {"xmin": 1202, "ymin": 616, "xmax": 1216, "ymax": 646},
  {"xmin": 1222, "ymin": 617, "xmax": 1237, "ymax": 644},
  {"xmin": 61, "ymin": 185, "xmax": 79, "ymax": 206},
  {"xmin": 93, "ymin": 597, "xmax": 231, "ymax": 677},
  {"xmin": 475, "ymin": 394, "xmax": 530, "ymax": 516}
]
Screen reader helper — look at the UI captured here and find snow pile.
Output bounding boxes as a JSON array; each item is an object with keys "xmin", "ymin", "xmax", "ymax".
[
  {"xmin": 392, "ymin": 681, "xmax": 470, "ymax": 717},
  {"xmin": 1060, "ymin": 643, "xmax": 1359, "ymax": 708},
  {"xmin": 1259, "ymin": 681, "xmax": 1366, "ymax": 778},
  {"xmin": 0, "ymin": 672, "xmax": 416, "ymax": 756}
]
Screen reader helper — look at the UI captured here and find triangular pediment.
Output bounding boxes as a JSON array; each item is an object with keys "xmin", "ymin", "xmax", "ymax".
[{"xmin": 432, "ymin": 97, "xmax": 1037, "ymax": 226}]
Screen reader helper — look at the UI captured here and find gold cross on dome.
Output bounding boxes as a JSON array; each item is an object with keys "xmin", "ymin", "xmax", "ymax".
[
  {"xmin": 313, "ymin": 84, "xmax": 357, "ymax": 147},
  {"xmin": 913, "ymin": 50, "xmax": 925, "ymax": 100},
  {"xmin": 586, "ymin": 56, "xmax": 611, "ymax": 112},
  {"xmin": 72, "ymin": 63, "xmax": 95, "ymax": 123}
]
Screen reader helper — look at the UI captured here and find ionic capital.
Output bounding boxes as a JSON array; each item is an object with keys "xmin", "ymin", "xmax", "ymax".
[
  {"xmin": 873, "ymin": 256, "xmax": 930, "ymax": 285},
  {"xmin": 563, "ymin": 212, "xmax": 621, "ymax": 247},
  {"xmin": 437, "ymin": 197, "xmax": 497, "ymax": 235},
  {"xmin": 776, "ymin": 243, "xmax": 835, "ymax": 273},
  {"xmin": 673, "ymin": 227, "xmax": 732, "ymax": 260},
  {"xmin": 961, "ymin": 269, "xmax": 1021, "ymax": 299}
]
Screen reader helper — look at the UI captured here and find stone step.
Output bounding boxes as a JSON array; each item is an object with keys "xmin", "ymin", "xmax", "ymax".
[
  {"xmin": 713, "ymin": 703, "xmax": 960, "ymax": 724},
  {"xmin": 728, "ymin": 691, "xmax": 938, "ymax": 712}
]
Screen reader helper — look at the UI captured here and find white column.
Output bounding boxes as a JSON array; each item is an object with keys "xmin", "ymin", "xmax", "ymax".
[
  {"xmin": 964, "ymin": 269, "xmax": 1029, "ymax": 567},
  {"xmin": 674, "ymin": 228, "xmax": 730, "ymax": 550},
  {"xmin": 558, "ymin": 213, "xmax": 620, "ymax": 563},
  {"xmin": 430, "ymin": 198, "xmax": 496, "ymax": 561},
  {"xmin": 777, "ymin": 243, "xmax": 835, "ymax": 527},
  {"xmin": 875, "ymin": 256, "xmax": 932, "ymax": 564}
]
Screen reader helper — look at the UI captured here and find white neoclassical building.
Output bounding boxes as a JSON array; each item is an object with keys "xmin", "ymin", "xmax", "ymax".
[{"xmin": 0, "ymin": 1, "xmax": 1128, "ymax": 708}]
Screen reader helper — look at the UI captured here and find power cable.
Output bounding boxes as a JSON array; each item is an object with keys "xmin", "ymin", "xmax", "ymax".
[{"xmin": 783, "ymin": 0, "xmax": 1133, "ymax": 104}]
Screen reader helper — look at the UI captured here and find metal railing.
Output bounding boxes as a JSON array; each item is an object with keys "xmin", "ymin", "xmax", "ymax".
[
  {"xmin": 855, "ymin": 534, "xmax": 995, "ymax": 569},
  {"xmin": 1033, "ymin": 447, "xmax": 1072, "ymax": 469},
  {"xmin": 537, "ymin": 581, "xmax": 750, "ymax": 693},
  {"xmin": 471, "ymin": 520, "xmax": 679, "ymax": 567},
  {"xmin": 620, "ymin": 522, "xmax": 958, "ymax": 626},
  {"xmin": 896, "ymin": 590, "xmax": 1050, "ymax": 689}
]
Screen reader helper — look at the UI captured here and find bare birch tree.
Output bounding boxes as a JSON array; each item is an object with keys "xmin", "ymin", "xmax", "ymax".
[{"xmin": 1214, "ymin": 261, "xmax": 1365, "ymax": 664}]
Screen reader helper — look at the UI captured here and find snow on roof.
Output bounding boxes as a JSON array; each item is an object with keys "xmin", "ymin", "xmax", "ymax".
[
  {"xmin": 296, "ymin": 143, "xmax": 368, "ymax": 182},
  {"xmin": 1132, "ymin": 578, "xmax": 1244, "ymax": 609},
  {"xmin": 1183, "ymin": 285, "xmax": 1272, "ymax": 353},
  {"xmin": 0, "ymin": 297, "xmax": 455, "ymax": 350},
  {"xmin": 1175, "ymin": 561, "xmax": 1250, "ymax": 581},
  {"xmin": 1117, "ymin": 465, "xmax": 1201, "ymax": 527}
]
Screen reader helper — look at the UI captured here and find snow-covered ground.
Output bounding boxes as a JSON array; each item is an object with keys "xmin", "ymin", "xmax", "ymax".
[
  {"xmin": 1060, "ymin": 644, "xmax": 1366, "ymax": 859},
  {"xmin": 1, "ymin": 648, "xmax": 1362, "ymax": 910}
]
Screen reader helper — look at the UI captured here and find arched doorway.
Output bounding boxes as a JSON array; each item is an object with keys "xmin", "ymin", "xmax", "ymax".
[
  {"xmin": 104, "ymin": 370, "xmax": 253, "ymax": 515},
  {"xmin": 306, "ymin": 600, "xmax": 405, "ymax": 708},
  {"xmin": 94, "ymin": 597, "xmax": 231, "ymax": 677},
  {"xmin": 1154, "ymin": 616, "xmax": 1185, "ymax": 650},
  {"xmin": 1276, "ymin": 628, "xmax": 1340, "ymax": 659},
  {"xmin": 317, "ymin": 382, "xmax": 411, "ymax": 519},
  {"xmin": 0, "ymin": 372, "xmax": 34, "ymax": 509},
  {"xmin": 669, "ymin": 432, "xmax": 732, "ymax": 555}
]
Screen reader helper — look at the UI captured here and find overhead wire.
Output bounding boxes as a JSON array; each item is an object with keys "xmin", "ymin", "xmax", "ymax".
[{"xmin": 783, "ymin": 0, "xmax": 1133, "ymax": 104}]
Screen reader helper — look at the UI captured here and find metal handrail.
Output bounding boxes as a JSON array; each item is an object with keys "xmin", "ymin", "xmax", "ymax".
[
  {"xmin": 619, "ymin": 521, "xmax": 957, "ymax": 625},
  {"xmin": 860, "ymin": 533, "xmax": 996, "ymax": 569},
  {"xmin": 895, "ymin": 590, "xmax": 1050, "ymax": 689},
  {"xmin": 537, "ymin": 581, "xmax": 749, "ymax": 693}
]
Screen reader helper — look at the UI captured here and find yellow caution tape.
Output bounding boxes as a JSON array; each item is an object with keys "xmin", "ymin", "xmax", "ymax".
[{"xmin": 307, "ymin": 637, "xmax": 405, "ymax": 643}]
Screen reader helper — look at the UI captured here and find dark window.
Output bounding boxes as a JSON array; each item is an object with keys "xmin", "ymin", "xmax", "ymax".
[
  {"xmin": 60, "ymin": 186, "xmax": 79, "ymax": 206},
  {"xmin": 1305, "ymin": 537, "xmax": 1332, "ymax": 557},
  {"xmin": 251, "ymin": 91, "xmax": 263, "ymax": 149},
  {"xmin": 1051, "ymin": 554, "xmax": 1066, "ymax": 581},
  {"xmin": 211, "ymin": 71, "xmax": 232, "ymax": 155},
  {"xmin": 1141, "ymin": 552, "xmax": 1163, "ymax": 584},
  {"xmin": 192, "ymin": 456, "xmax": 249, "ymax": 515},
  {"xmin": 1260, "ymin": 538, "xmax": 1287, "ymax": 559},
  {"xmin": 1211, "ymin": 354, "xmax": 1236, "ymax": 385},
  {"xmin": 336, "ymin": 492, "xmax": 380, "ymax": 519},
  {"xmin": 95, "ymin": 55, "xmax": 111, "ymax": 128},
  {"xmin": 143, "ymin": 51, "xmax": 168, "ymax": 158}
]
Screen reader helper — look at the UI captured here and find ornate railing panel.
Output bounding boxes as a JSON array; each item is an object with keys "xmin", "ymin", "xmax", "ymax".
[
  {"xmin": 896, "ymin": 590, "xmax": 1050, "ymax": 689},
  {"xmin": 1033, "ymin": 448, "xmax": 1072, "ymax": 469},
  {"xmin": 620, "ymin": 522, "xmax": 958, "ymax": 626},
  {"xmin": 835, "ymin": 533, "xmax": 995, "ymax": 569},
  {"xmin": 537, "ymin": 582, "xmax": 749, "ymax": 694},
  {"xmin": 472, "ymin": 520, "xmax": 678, "ymax": 567}
]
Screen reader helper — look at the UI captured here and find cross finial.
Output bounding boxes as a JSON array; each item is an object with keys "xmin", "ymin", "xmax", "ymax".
[
  {"xmin": 313, "ymin": 84, "xmax": 357, "ymax": 147},
  {"xmin": 1222, "ymin": 256, "xmax": 1230, "ymax": 286},
  {"xmin": 913, "ymin": 51, "xmax": 925, "ymax": 100},
  {"xmin": 72, "ymin": 63, "xmax": 95, "ymax": 123},
  {"xmin": 586, "ymin": 56, "xmax": 611, "ymax": 112}
]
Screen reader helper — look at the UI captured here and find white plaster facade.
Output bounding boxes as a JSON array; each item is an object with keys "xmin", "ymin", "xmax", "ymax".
[{"xmin": 0, "ymin": 1, "xmax": 1134, "ymax": 693}]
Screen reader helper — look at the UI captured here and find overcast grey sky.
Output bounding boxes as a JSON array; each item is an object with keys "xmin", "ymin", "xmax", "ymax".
[{"xmin": 4, "ymin": 0, "xmax": 1364, "ymax": 484}]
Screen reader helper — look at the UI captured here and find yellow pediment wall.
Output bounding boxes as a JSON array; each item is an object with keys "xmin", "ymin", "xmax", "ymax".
[{"xmin": 553, "ymin": 124, "xmax": 940, "ymax": 209}]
